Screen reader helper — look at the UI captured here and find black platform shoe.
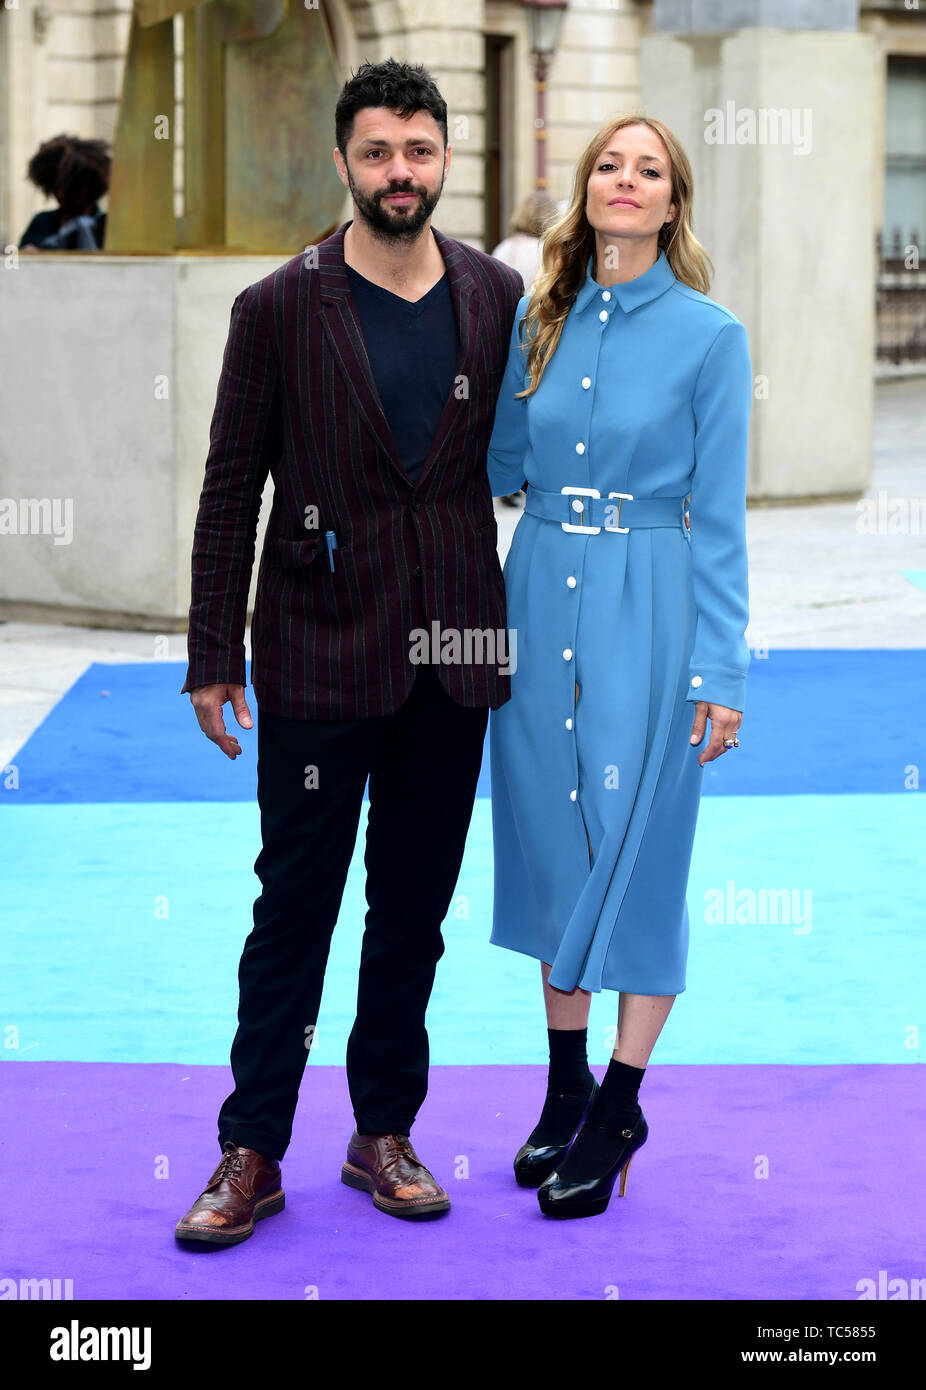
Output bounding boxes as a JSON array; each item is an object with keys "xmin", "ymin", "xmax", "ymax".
[
  {"xmin": 513, "ymin": 1079, "xmax": 599, "ymax": 1188},
  {"xmin": 537, "ymin": 1109, "xmax": 648, "ymax": 1218}
]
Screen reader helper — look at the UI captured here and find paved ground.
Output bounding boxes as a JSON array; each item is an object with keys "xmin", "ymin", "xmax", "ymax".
[{"xmin": 1, "ymin": 377, "xmax": 924, "ymax": 770}]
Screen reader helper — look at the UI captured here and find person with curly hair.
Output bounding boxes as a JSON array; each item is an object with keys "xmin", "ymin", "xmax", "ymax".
[{"xmin": 19, "ymin": 134, "xmax": 111, "ymax": 251}]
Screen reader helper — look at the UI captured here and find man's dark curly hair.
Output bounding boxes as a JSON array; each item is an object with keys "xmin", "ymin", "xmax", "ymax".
[
  {"xmin": 26, "ymin": 134, "xmax": 111, "ymax": 209},
  {"xmin": 335, "ymin": 59, "xmax": 448, "ymax": 159}
]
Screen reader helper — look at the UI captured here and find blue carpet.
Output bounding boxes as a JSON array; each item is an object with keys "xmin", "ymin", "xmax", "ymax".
[
  {"xmin": 2, "ymin": 795, "xmax": 923, "ymax": 1066},
  {"xmin": 4, "ymin": 651, "xmax": 926, "ymax": 802},
  {"xmin": 4, "ymin": 647, "xmax": 922, "ymax": 1303}
]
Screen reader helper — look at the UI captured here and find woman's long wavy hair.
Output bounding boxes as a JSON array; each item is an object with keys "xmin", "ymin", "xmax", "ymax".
[{"xmin": 516, "ymin": 115, "xmax": 713, "ymax": 398}]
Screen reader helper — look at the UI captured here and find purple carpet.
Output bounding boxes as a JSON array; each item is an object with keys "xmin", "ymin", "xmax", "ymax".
[{"xmin": 1, "ymin": 1062, "xmax": 922, "ymax": 1301}]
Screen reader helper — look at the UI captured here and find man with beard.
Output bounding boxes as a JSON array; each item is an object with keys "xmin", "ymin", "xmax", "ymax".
[{"xmin": 175, "ymin": 59, "xmax": 523, "ymax": 1243}]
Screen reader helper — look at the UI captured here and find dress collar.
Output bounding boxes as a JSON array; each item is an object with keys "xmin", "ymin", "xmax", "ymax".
[{"xmin": 573, "ymin": 247, "xmax": 676, "ymax": 315}]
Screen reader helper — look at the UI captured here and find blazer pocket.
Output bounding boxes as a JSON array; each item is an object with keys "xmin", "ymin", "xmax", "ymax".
[{"xmin": 264, "ymin": 535, "xmax": 325, "ymax": 567}]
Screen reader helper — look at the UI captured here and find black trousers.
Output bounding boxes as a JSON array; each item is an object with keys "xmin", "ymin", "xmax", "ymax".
[{"xmin": 216, "ymin": 662, "xmax": 489, "ymax": 1160}]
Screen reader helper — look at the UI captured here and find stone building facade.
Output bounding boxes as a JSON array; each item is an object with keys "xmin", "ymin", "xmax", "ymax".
[{"xmin": 2, "ymin": 1, "xmax": 922, "ymax": 259}]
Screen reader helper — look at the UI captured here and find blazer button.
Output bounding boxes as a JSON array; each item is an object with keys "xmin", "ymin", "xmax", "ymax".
[
  {"xmin": 411, "ymin": 501, "xmax": 421, "ymax": 512},
  {"xmin": 414, "ymin": 565, "xmax": 422, "ymax": 576}
]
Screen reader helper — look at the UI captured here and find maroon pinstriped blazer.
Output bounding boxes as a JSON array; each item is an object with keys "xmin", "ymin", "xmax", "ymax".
[{"xmin": 181, "ymin": 219, "xmax": 524, "ymax": 720}]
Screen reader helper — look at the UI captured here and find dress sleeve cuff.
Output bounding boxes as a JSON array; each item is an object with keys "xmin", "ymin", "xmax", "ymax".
[{"xmin": 685, "ymin": 666, "xmax": 746, "ymax": 713}]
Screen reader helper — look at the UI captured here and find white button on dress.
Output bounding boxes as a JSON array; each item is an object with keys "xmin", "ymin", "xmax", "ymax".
[
  {"xmin": 570, "ymin": 789, "xmax": 577, "ymax": 801},
  {"xmin": 565, "ymin": 718, "xmax": 573, "ymax": 730},
  {"xmin": 575, "ymin": 442, "xmax": 585, "ymax": 454},
  {"xmin": 691, "ymin": 676, "xmax": 703, "ymax": 688},
  {"xmin": 601, "ymin": 291, "xmax": 611, "ymax": 302},
  {"xmin": 581, "ymin": 377, "xmax": 591, "ymax": 389},
  {"xmin": 599, "ymin": 310, "xmax": 608, "ymax": 323},
  {"xmin": 566, "ymin": 576, "xmax": 577, "ymax": 588},
  {"xmin": 563, "ymin": 648, "xmax": 572, "ymax": 660}
]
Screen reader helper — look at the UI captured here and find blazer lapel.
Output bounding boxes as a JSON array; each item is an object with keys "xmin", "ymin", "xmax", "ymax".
[{"xmin": 316, "ymin": 220, "xmax": 483, "ymax": 490}]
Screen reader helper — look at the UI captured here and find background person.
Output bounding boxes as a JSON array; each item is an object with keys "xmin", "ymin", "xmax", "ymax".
[
  {"xmin": 490, "ymin": 191, "xmax": 558, "ymax": 507},
  {"xmin": 18, "ymin": 134, "xmax": 110, "ymax": 251}
]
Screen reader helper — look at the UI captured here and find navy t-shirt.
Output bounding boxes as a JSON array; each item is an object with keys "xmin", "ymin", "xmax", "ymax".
[{"xmin": 345, "ymin": 263, "xmax": 459, "ymax": 485}]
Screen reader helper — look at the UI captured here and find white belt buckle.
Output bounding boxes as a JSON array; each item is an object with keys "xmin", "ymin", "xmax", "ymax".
[
  {"xmin": 604, "ymin": 491, "xmax": 634, "ymax": 533},
  {"xmin": 561, "ymin": 486, "xmax": 601, "ymax": 534}
]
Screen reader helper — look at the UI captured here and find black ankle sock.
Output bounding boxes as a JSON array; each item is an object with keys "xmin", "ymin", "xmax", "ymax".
[
  {"xmin": 553, "ymin": 1058, "xmax": 646, "ymax": 1182},
  {"xmin": 526, "ymin": 1029, "xmax": 595, "ymax": 1148},
  {"xmin": 547, "ymin": 1028, "xmax": 594, "ymax": 1096},
  {"xmin": 592, "ymin": 1058, "xmax": 646, "ymax": 1128}
]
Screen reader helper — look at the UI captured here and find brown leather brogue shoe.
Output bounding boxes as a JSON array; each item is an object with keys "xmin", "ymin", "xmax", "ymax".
[
  {"xmin": 174, "ymin": 1141, "xmax": 284, "ymax": 1245},
  {"xmin": 341, "ymin": 1131, "xmax": 450, "ymax": 1220}
]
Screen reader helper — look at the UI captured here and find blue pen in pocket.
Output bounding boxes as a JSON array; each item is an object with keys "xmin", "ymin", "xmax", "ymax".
[{"xmin": 325, "ymin": 529, "xmax": 338, "ymax": 571}]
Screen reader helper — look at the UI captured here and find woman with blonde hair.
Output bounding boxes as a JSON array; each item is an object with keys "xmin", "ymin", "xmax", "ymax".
[{"xmin": 487, "ymin": 115, "xmax": 751, "ymax": 1218}]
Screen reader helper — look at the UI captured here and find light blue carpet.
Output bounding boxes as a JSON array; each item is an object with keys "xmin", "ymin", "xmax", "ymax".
[{"xmin": 3, "ymin": 794, "xmax": 923, "ymax": 1065}]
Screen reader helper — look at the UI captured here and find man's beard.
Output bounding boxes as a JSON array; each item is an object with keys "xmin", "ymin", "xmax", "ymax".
[{"xmin": 347, "ymin": 165, "xmax": 444, "ymax": 242}]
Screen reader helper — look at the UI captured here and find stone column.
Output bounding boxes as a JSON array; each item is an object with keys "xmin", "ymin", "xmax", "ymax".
[{"xmin": 642, "ymin": 0, "xmax": 876, "ymax": 500}]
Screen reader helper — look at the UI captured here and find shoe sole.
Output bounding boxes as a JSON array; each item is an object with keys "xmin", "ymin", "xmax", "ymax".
[
  {"xmin": 340, "ymin": 1162, "xmax": 451, "ymax": 1219},
  {"xmin": 174, "ymin": 1190, "xmax": 285, "ymax": 1246},
  {"xmin": 539, "ymin": 1195, "xmax": 610, "ymax": 1219},
  {"xmin": 515, "ymin": 1168, "xmax": 555, "ymax": 1189}
]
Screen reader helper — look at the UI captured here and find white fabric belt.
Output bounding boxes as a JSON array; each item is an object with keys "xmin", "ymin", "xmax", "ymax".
[{"xmin": 523, "ymin": 486, "xmax": 688, "ymax": 534}]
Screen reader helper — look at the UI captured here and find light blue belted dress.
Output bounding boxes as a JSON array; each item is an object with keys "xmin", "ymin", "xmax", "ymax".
[{"xmin": 487, "ymin": 249, "xmax": 752, "ymax": 995}]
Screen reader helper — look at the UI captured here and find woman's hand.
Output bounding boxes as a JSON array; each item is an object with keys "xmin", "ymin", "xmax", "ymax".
[{"xmin": 689, "ymin": 700, "xmax": 741, "ymax": 766}]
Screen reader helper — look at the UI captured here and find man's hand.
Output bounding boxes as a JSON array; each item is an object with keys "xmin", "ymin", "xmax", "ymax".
[
  {"xmin": 190, "ymin": 683, "xmax": 253, "ymax": 760},
  {"xmin": 689, "ymin": 700, "xmax": 741, "ymax": 766}
]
